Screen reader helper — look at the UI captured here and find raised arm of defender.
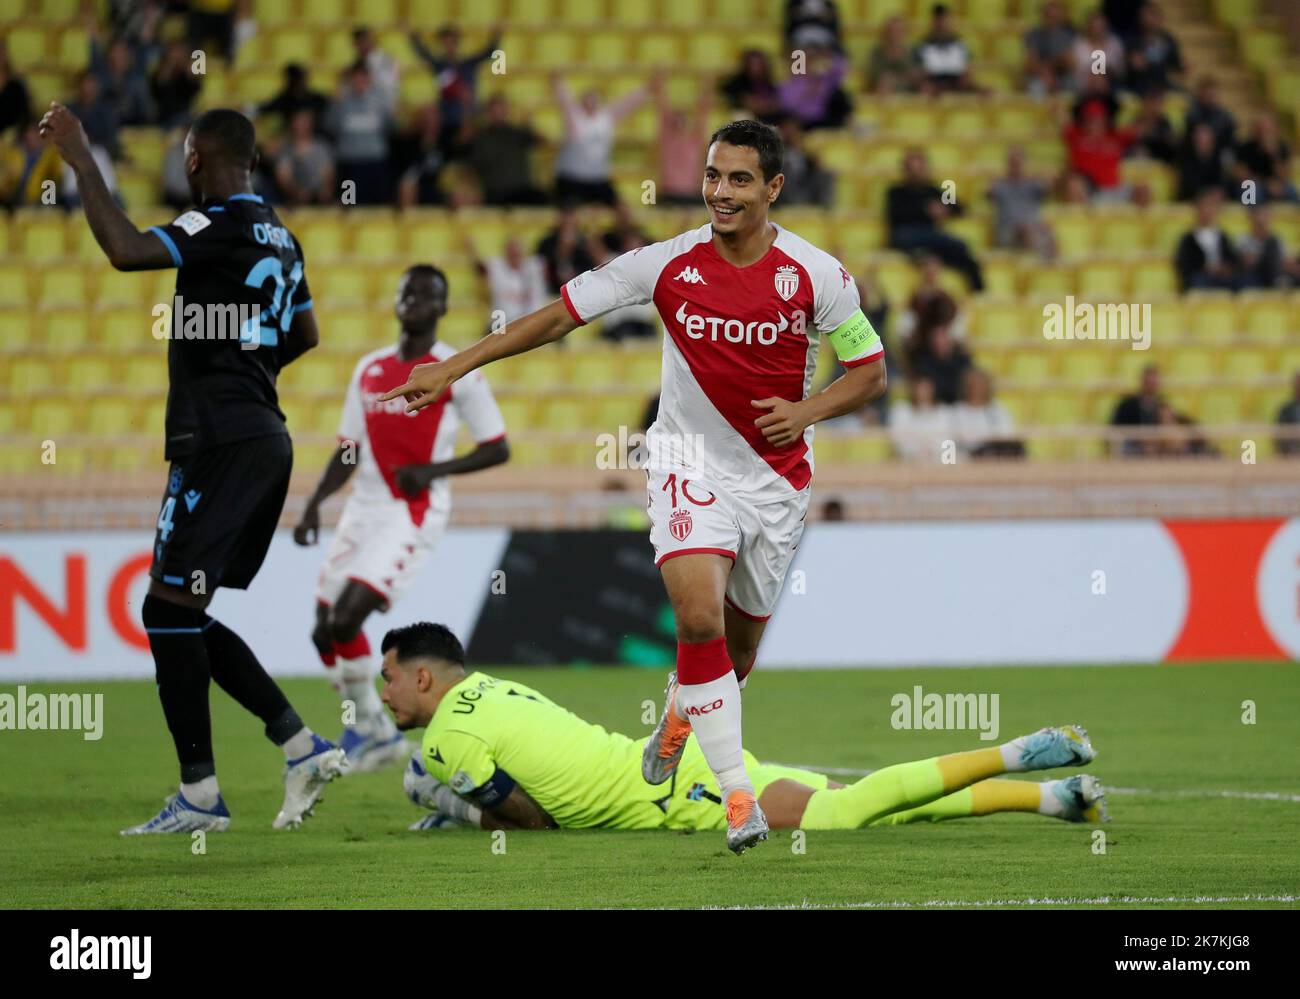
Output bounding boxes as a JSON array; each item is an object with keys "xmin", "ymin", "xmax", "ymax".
[{"xmin": 379, "ymin": 299, "xmax": 579, "ymax": 414}]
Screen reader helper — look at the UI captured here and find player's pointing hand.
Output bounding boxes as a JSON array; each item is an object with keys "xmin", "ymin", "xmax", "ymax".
[
  {"xmin": 379, "ymin": 361, "xmax": 455, "ymax": 414},
  {"xmin": 37, "ymin": 102, "xmax": 95, "ymax": 171},
  {"xmin": 752, "ymin": 397, "xmax": 808, "ymax": 448}
]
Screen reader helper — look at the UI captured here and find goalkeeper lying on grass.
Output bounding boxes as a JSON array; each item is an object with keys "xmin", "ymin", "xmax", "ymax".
[{"xmin": 379, "ymin": 622, "xmax": 1109, "ymax": 835}]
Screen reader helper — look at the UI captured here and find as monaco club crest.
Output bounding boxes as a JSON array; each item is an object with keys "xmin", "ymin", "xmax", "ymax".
[
  {"xmin": 774, "ymin": 264, "xmax": 800, "ymax": 301},
  {"xmin": 669, "ymin": 508, "xmax": 693, "ymax": 542}
]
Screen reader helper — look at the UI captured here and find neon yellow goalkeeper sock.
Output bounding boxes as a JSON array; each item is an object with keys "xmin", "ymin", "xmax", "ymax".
[
  {"xmin": 799, "ymin": 758, "xmax": 945, "ymax": 830},
  {"xmin": 868, "ymin": 779, "xmax": 1042, "ymax": 826}
]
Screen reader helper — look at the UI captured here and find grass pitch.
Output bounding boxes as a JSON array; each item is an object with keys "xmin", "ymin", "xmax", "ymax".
[{"xmin": 3, "ymin": 663, "xmax": 1298, "ymax": 909}]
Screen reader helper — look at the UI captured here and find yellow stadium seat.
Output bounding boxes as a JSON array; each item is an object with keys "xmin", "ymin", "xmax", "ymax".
[
  {"xmin": 1097, "ymin": 217, "xmax": 1148, "ymax": 256},
  {"xmin": 1166, "ymin": 346, "xmax": 1217, "ymax": 381},
  {"xmin": 1059, "ymin": 350, "xmax": 1112, "ymax": 385},
  {"xmin": 1275, "ymin": 346, "xmax": 1300, "ymax": 376},
  {"xmin": 322, "ymin": 306, "xmax": 381, "ymax": 351},
  {"xmin": 352, "ymin": 218, "xmax": 403, "ymax": 260},
  {"xmin": 67, "ymin": 356, "xmax": 116, "ymax": 391},
  {"xmin": 408, "ymin": 219, "xmax": 460, "ymax": 261},
  {"xmin": 1197, "ymin": 389, "xmax": 1245, "ymax": 425},
  {"xmin": 1224, "ymin": 347, "xmax": 1270, "ymax": 381},
  {"xmin": 21, "ymin": 216, "xmax": 68, "ymax": 260},
  {"xmin": 996, "ymin": 390, "xmax": 1033, "ymax": 425},
  {"xmin": 97, "ymin": 270, "xmax": 153, "ymax": 307},
  {"xmin": 1036, "ymin": 391, "xmax": 1087, "ymax": 426},
  {"xmin": 0, "ymin": 263, "xmax": 31, "ymax": 306},
  {"xmin": 636, "ymin": 33, "xmax": 682, "ymax": 65},
  {"xmin": 141, "ymin": 398, "xmax": 167, "ymax": 432},
  {"xmin": 569, "ymin": 351, "xmax": 621, "ymax": 387},
  {"xmin": 297, "ymin": 217, "xmax": 347, "ymax": 258},
  {"xmin": 540, "ymin": 397, "xmax": 589, "ymax": 430},
  {"xmin": 86, "ymin": 398, "xmax": 138, "ymax": 435},
  {"xmin": 42, "ymin": 308, "xmax": 93, "ymax": 350},
  {"xmin": 30, "ymin": 398, "xmax": 78, "ymax": 438},
  {"xmin": 267, "ymin": 29, "xmax": 316, "ymax": 66},
  {"xmin": 714, "ymin": 0, "xmax": 758, "ymax": 19},
  {"xmin": 233, "ymin": 70, "xmax": 282, "ymax": 105},
  {"xmin": 508, "ymin": 349, "xmax": 567, "ymax": 390},
  {"xmin": 584, "ymin": 32, "xmax": 631, "ymax": 69},
  {"xmin": 100, "ymin": 306, "xmax": 155, "ymax": 351},
  {"xmin": 1007, "ymin": 351, "xmax": 1054, "ymax": 384},
  {"xmin": 1184, "ymin": 293, "xmax": 1239, "ymax": 343},
  {"xmin": 963, "ymin": 0, "xmax": 1011, "ymax": 21},
  {"xmin": 496, "ymin": 397, "xmax": 534, "ymax": 431},
  {"xmin": 9, "ymin": 356, "xmax": 54, "ymax": 396},
  {"xmin": 1024, "ymin": 264, "xmax": 1076, "ymax": 297},
  {"xmin": 124, "ymin": 355, "xmax": 164, "ymax": 389},
  {"xmin": 968, "ymin": 299, "xmax": 1027, "ymax": 344},
  {"xmin": 589, "ymin": 393, "xmax": 638, "ymax": 433},
  {"xmin": 0, "ymin": 313, "xmax": 35, "ymax": 352},
  {"xmin": 990, "ymin": 105, "xmax": 1041, "ymax": 138},
  {"xmin": 981, "ymin": 257, "xmax": 1018, "ymax": 296},
  {"xmin": 6, "ymin": 27, "xmax": 46, "ymax": 68},
  {"xmin": 1113, "ymin": 348, "xmax": 1153, "ymax": 385},
  {"xmin": 941, "ymin": 106, "xmax": 986, "ymax": 138},
  {"xmin": 1076, "ymin": 262, "xmax": 1128, "ymax": 299},
  {"xmin": 35, "ymin": 264, "xmax": 87, "ymax": 306},
  {"xmin": 1241, "ymin": 296, "xmax": 1291, "ymax": 341},
  {"xmin": 531, "ymin": 31, "xmax": 581, "ymax": 68},
  {"xmin": 888, "ymin": 105, "xmax": 940, "ymax": 139},
  {"xmin": 1129, "ymin": 259, "xmax": 1178, "ymax": 297},
  {"xmin": 56, "ymin": 28, "xmax": 89, "ymax": 70},
  {"xmin": 1049, "ymin": 214, "xmax": 1094, "ymax": 260},
  {"xmin": 620, "ymin": 350, "xmax": 663, "ymax": 389},
  {"xmin": 685, "ymin": 33, "xmax": 738, "ymax": 72}
]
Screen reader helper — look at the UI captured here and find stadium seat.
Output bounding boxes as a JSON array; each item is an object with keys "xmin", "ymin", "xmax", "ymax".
[
  {"xmin": 29, "ymin": 397, "xmax": 78, "ymax": 438},
  {"xmin": 42, "ymin": 308, "xmax": 94, "ymax": 352},
  {"xmin": 9, "ymin": 357, "xmax": 54, "ymax": 397},
  {"xmin": 20, "ymin": 216, "xmax": 68, "ymax": 260},
  {"xmin": 1241, "ymin": 295, "xmax": 1291, "ymax": 341},
  {"xmin": 1197, "ymin": 389, "xmax": 1245, "ymax": 425},
  {"xmin": 1184, "ymin": 294, "xmax": 1239, "ymax": 343},
  {"xmin": 1076, "ymin": 263, "xmax": 1129, "ymax": 300},
  {"xmin": 0, "ymin": 264, "xmax": 31, "ymax": 306},
  {"xmin": 1166, "ymin": 347, "xmax": 1218, "ymax": 381},
  {"xmin": 1058, "ymin": 349, "xmax": 1112, "ymax": 385},
  {"xmin": 86, "ymin": 398, "xmax": 139, "ymax": 435},
  {"xmin": 1007, "ymin": 351, "xmax": 1054, "ymax": 384},
  {"xmin": 1223, "ymin": 346, "xmax": 1271, "ymax": 381},
  {"xmin": 35, "ymin": 265, "xmax": 87, "ymax": 306},
  {"xmin": 0, "ymin": 313, "xmax": 36, "ymax": 353},
  {"xmin": 67, "ymin": 356, "xmax": 116, "ymax": 392},
  {"xmin": 968, "ymin": 299, "xmax": 1027, "ymax": 344},
  {"xmin": 1129, "ymin": 259, "xmax": 1179, "ymax": 297},
  {"xmin": 5, "ymin": 27, "xmax": 47, "ymax": 66}
]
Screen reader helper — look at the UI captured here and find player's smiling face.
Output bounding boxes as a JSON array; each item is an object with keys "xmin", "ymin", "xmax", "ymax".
[{"xmin": 703, "ymin": 142, "xmax": 782, "ymax": 235}]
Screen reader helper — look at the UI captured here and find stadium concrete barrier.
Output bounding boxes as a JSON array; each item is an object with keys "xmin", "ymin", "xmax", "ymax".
[{"xmin": 1, "ymin": 520, "xmax": 1295, "ymax": 680}]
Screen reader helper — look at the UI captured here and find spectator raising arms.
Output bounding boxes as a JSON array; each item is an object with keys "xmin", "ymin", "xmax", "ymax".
[
  {"xmin": 410, "ymin": 23, "xmax": 503, "ymax": 146},
  {"xmin": 719, "ymin": 49, "xmax": 781, "ymax": 121},
  {"xmin": 551, "ymin": 71, "xmax": 650, "ymax": 207},
  {"xmin": 655, "ymin": 73, "xmax": 712, "ymax": 206}
]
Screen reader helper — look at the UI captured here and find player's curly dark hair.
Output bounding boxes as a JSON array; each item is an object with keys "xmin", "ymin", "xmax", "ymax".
[
  {"xmin": 190, "ymin": 108, "xmax": 257, "ymax": 168},
  {"xmin": 708, "ymin": 119, "xmax": 784, "ymax": 182},
  {"xmin": 381, "ymin": 622, "xmax": 466, "ymax": 669}
]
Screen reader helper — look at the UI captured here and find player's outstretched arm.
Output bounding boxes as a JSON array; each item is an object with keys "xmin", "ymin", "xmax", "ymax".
[
  {"xmin": 380, "ymin": 298, "xmax": 579, "ymax": 414},
  {"xmin": 753, "ymin": 357, "xmax": 887, "ymax": 448},
  {"xmin": 37, "ymin": 103, "xmax": 174, "ymax": 271}
]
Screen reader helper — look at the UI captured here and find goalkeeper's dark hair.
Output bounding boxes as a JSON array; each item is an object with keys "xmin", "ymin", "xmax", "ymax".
[
  {"xmin": 708, "ymin": 119, "xmax": 784, "ymax": 182},
  {"xmin": 382, "ymin": 622, "xmax": 465, "ymax": 670},
  {"xmin": 190, "ymin": 109, "xmax": 257, "ymax": 168}
]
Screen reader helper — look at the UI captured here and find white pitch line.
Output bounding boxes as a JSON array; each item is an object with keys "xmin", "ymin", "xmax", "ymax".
[
  {"xmin": 712, "ymin": 894, "xmax": 1300, "ymax": 910},
  {"xmin": 767, "ymin": 763, "xmax": 1300, "ymax": 803}
]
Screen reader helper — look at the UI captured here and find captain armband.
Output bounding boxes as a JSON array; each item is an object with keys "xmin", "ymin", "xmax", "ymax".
[{"xmin": 828, "ymin": 309, "xmax": 881, "ymax": 363}]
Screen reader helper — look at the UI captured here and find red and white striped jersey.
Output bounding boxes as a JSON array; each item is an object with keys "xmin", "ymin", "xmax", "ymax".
[
  {"xmin": 338, "ymin": 341, "xmax": 506, "ymax": 526},
  {"xmin": 562, "ymin": 222, "xmax": 880, "ymax": 500}
]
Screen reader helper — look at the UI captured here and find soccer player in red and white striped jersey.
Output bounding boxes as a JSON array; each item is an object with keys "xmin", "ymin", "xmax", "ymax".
[
  {"xmin": 295, "ymin": 265, "xmax": 508, "ymax": 771},
  {"xmin": 382, "ymin": 121, "xmax": 886, "ymax": 852}
]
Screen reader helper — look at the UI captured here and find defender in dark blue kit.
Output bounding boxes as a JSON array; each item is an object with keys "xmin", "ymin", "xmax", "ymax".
[{"xmin": 40, "ymin": 102, "xmax": 346, "ymax": 834}]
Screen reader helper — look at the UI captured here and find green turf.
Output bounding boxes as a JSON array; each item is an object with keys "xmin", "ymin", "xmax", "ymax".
[{"xmin": 3, "ymin": 663, "xmax": 1298, "ymax": 909}]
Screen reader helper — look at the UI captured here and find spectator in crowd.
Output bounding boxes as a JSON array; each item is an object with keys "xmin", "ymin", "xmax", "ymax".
[
  {"xmin": 1176, "ymin": 122, "xmax": 1230, "ymax": 202},
  {"xmin": 410, "ymin": 23, "xmax": 503, "ymax": 145},
  {"xmin": 1275, "ymin": 371, "xmax": 1300, "ymax": 457},
  {"xmin": 1069, "ymin": 9, "xmax": 1125, "ymax": 92},
  {"xmin": 0, "ymin": 121, "xmax": 63, "ymax": 206},
  {"xmin": 720, "ymin": 50, "xmax": 782, "ymax": 121},
  {"xmin": 1023, "ymin": 0, "xmax": 1075, "ymax": 96},
  {"xmin": 551, "ymin": 72, "xmax": 649, "ymax": 207},
  {"xmin": 1062, "ymin": 98, "xmax": 1140, "ymax": 203},
  {"xmin": 393, "ymin": 104, "xmax": 449, "ymax": 207},
  {"xmin": 231, "ymin": 0, "xmax": 258, "ymax": 60},
  {"xmin": 820, "ymin": 498, "xmax": 846, "ymax": 522},
  {"xmin": 259, "ymin": 64, "xmax": 330, "ymax": 133},
  {"xmin": 654, "ymin": 74, "xmax": 711, "ymax": 206},
  {"xmin": 952, "ymin": 368, "xmax": 1022, "ymax": 458},
  {"xmin": 107, "ymin": 0, "xmax": 163, "ymax": 49},
  {"xmin": 868, "ymin": 16, "xmax": 917, "ymax": 94},
  {"xmin": 778, "ymin": 43, "xmax": 851, "ymax": 130},
  {"xmin": 89, "ymin": 30, "xmax": 155, "ymax": 126},
  {"xmin": 352, "ymin": 26, "xmax": 399, "ymax": 112},
  {"xmin": 1237, "ymin": 205, "xmax": 1290, "ymax": 289},
  {"xmin": 897, "ymin": 252, "xmax": 964, "ymax": 346},
  {"xmin": 0, "ymin": 44, "xmax": 33, "ymax": 133},
  {"xmin": 1231, "ymin": 114, "xmax": 1298, "ymax": 204},
  {"xmin": 161, "ymin": 130, "xmax": 190, "ymax": 209},
  {"xmin": 1124, "ymin": 1, "xmax": 1183, "ymax": 94},
  {"xmin": 593, "ymin": 205, "xmax": 658, "ymax": 341},
  {"xmin": 1057, "ymin": 169, "xmax": 1093, "ymax": 204},
  {"xmin": 988, "ymin": 145, "xmax": 1055, "ymax": 258},
  {"xmin": 464, "ymin": 232, "xmax": 550, "ymax": 329},
  {"xmin": 1127, "ymin": 86, "xmax": 1177, "ymax": 164},
  {"xmin": 67, "ymin": 70, "xmax": 122, "ymax": 162},
  {"xmin": 1182, "ymin": 76, "xmax": 1237, "ymax": 161},
  {"xmin": 774, "ymin": 115, "xmax": 834, "ymax": 207},
  {"xmin": 465, "ymin": 94, "xmax": 547, "ymax": 206},
  {"xmin": 785, "ymin": 0, "xmax": 842, "ymax": 53},
  {"xmin": 187, "ymin": 0, "xmax": 236, "ymax": 63},
  {"xmin": 274, "ymin": 109, "xmax": 334, "ymax": 206},
  {"xmin": 890, "ymin": 376, "xmax": 951, "ymax": 462},
  {"xmin": 1109, "ymin": 363, "xmax": 1164, "ymax": 456},
  {"xmin": 1070, "ymin": 73, "xmax": 1120, "ymax": 127},
  {"xmin": 324, "ymin": 61, "xmax": 394, "ymax": 205},
  {"xmin": 909, "ymin": 306, "xmax": 973, "ymax": 405},
  {"xmin": 1151, "ymin": 403, "xmax": 1216, "ymax": 458},
  {"xmin": 912, "ymin": 3, "xmax": 982, "ymax": 95},
  {"xmin": 1175, "ymin": 188, "xmax": 1242, "ymax": 290},
  {"xmin": 150, "ymin": 41, "xmax": 202, "ymax": 129},
  {"xmin": 886, "ymin": 148, "xmax": 985, "ymax": 291},
  {"xmin": 537, "ymin": 206, "xmax": 597, "ymax": 294}
]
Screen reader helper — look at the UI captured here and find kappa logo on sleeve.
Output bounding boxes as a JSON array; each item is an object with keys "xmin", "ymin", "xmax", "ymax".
[{"xmin": 172, "ymin": 211, "xmax": 212, "ymax": 236}]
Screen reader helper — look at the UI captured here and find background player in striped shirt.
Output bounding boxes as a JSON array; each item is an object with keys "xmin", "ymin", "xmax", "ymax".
[
  {"xmin": 381, "ymin": 119, "xmax": 887, "ymax": 854},
  {"xmin": 294, "ymin": 265, "xmax": 508, "ymax": 771}
]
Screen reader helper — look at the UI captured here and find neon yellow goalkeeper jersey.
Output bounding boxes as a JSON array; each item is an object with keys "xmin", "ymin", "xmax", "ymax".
[{"xmin": 420, "ymin": 672, "xmax": 671, "ymax": 830}]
